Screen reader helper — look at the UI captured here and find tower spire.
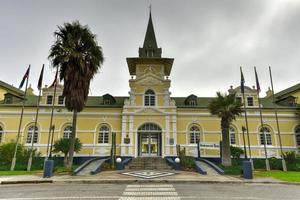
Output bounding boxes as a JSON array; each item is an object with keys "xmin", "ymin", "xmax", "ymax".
[{"xmin": 139, "ymin": 9, "xmax": 162, "ymax": 58}]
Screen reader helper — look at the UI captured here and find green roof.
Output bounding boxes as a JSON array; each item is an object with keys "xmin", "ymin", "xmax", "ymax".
[
  {"xmin": 0, "ymin": 80, "xmax": 24, "ymax": 98},
  {"xmin": 274, "ymin": 83, "xmax": 300, "ymax": 99}
]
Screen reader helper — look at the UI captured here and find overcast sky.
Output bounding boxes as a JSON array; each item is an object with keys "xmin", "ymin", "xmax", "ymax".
[{"xmin": 0, "ymin": 0, "xmax": 299, "ymax": 97}]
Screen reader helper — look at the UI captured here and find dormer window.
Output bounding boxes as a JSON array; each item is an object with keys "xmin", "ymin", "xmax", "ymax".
[
  {"xmin": 189, "ymin": 100, "xmax": 196, "ymax": 106},
  {"xmin": 144, "ymin": 90, "xmax": 155, "ymax": 106},
  {"xmin": 5, "ymin": 96, "xmax": 12, "ymax": 104},
  {"xmin": 104, "ymin": 99, "xmax": 111, "ymax": 105},
  {"xmin": 47, "ymin": 95, "xmax": 53, "ymax": 105},
  {"xmin": 247, "ymin": 97, "xmax": 253, "ymax": 106}
]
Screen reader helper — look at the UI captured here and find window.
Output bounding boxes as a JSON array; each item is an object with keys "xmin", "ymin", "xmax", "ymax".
[
  {"xmin": 236, "ymin": 97, "xmax": 242, "ymax": 104},
  {"xmin": 229, "ymin": 126, "xmax": 236, "ymax": 145},
  {"xmin": 295, "ymin": 126, "xmax": 300, "ymax": 146},
  {"xmin": 259, "ymin": 127, "xmax": 272, "ymax": 145},
  {"xmin": 98, "ymin": 126, "xmax": 109, "ymax": 143},
  {"xmin": 144, "ymin": 89, "xmax": 155, "ymax": 106},
  {"xmin": 58, "ymin": 96, "xmax": 64, "ymax": 105},
  {"xmin": 247, "ymin": 97, "xmax": 253, "ymax": 106},
  {"xmin": 189, "ymin": 100, "xmax": 196, "ymax": 106},
  {"xmin": 190, "ymin": 126, "xmax": 200, "ymax": 144},
  {"xmin": 63, "ymin": 126, "xmax": 72, "ymax": 139},
  {"xmin": 26, "ymin": 126, "xmax": 38, "ymax": 144},
  {"xmin": 47, "ymin": 95, "xmax": 53, "ymax": 105},
  {"xmin": 5, "ymin": 96, "xmax": 12, "ymax": 104},
  {"xmin": 104, "ymin": 99, "xmax": 111, "ymax": 105},
  {"xmin": 0, "ymin": 126, "xmax": 3, "ymax": 143}
]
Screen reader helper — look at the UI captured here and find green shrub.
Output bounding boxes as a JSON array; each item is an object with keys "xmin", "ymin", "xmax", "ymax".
[
  {"xmin": 269, "ymin": 157, "xmax": 282, "ymax": 170},
  {"xmin": 178, "ymin": 148, "xmax": 195, "ymax": 169},
  {"xmin": 230, "ymin": 146, "xmax": 244, "ymax": 160},
  {"xmin": 0, "ymin": 141, "xmax": 41, "ymax": 170}
]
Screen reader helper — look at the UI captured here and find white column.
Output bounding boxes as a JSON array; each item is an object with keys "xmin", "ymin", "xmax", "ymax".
[
  {"xmin": 165, "ymin": 115, "xmax": 170, "ymax": 155},
  {"xmin": 93, "ymin": 129, "xmax": 96, "ymax": 155},
  {"xmin": 129, "ymin": 115, "xmax": 134, "ymax": 156},
  {"xmin": 172, "ymin": 115, "xmax": 177, "ymax": 156},
  {"xmin": 121, "ymin": 115, "xmax": 127, "ymax": 156}
]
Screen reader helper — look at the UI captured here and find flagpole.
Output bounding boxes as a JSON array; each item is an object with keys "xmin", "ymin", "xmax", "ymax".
[
  {"xmin": 255, "ymin": 67, "xmax": 270, "ymax": 171},
  {"xmin": 27, "ymin": 64, "xmax": 44, "ymax": 171},
  {"xmin": 46, "ymin": 69, "xmax": 58, "ymax": 159},
  {"xmin": 11, "ymin": 65, "xmax": 30, "ymax": 171},
  {"xmin": 269, "ymin": 66, "xmax": 287, "ymax": 171},
  {"xmin": 240, "ymin": 67, "xmax": 253, "ymax": 168}
]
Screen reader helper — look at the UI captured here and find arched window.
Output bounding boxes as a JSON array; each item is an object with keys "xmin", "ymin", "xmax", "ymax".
[
  {"xmin": 63, "ymin": 126, "xmax": 72, "ymax": 139},
  {"xmin": 190, "ymin": 126, "xmax": 200, "ymax": 144},
  {"xmin": 98, "ymin": 126, "xmax": 109, "ymax": 143},
  {"xmin": 144, "ymin": 89, "xmax": 155, "ymax": 106},
  {"xmin": 229, "ymin": 126, "xmax": 236, "ymax": 145},
  {"xmin": 138, "ymin": 123, "xmax": 161, "ymax": 132},
  {"xmin": 0, "ymin": 126, "xmax": 3, "ymax": 143},
  {"xmin": 259, "ymin": 127, "xmax": 272, "ymax": 145},
  {"xmin": 295, "ymin": 126, "xmax": 300, "ymax": 146},
  {"xmin": 26, "ymin": 126, "xmax": 38, "ymax": 144}
]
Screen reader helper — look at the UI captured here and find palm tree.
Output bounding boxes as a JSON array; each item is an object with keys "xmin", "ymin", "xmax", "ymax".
[
  {"xmin": 49, "ymin": 21, "xmax": 104, "ymax": 168},
  {"xmin": 209, "ymin": 92, "xmax": 242, "ymax": 166}
]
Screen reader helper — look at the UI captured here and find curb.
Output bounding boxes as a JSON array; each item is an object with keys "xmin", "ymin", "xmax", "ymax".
[
  {"xmin": 1, "ymin": 178, "xmax": 299, "ymax": 185},
  {"xmin": 0, "ymin": 180, "xmax": 53, "ymax": 185}
]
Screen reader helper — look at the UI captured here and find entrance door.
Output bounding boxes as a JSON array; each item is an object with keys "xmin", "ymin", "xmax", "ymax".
[
  {"xmin": 138, "ymin": 123, "xmax": 162, "ymax": 157},
  {"xmin": 141, "ymin": 133, "xmax": 159, "ymax": 156}
]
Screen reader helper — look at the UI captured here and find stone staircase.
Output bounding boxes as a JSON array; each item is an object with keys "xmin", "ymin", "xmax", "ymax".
[{"xmin": 126, "ymin": 157, "xmax": 172, "ymax": 170}]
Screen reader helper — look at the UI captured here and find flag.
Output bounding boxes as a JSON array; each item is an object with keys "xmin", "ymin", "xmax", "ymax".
[
  {"xmin": 19, "ymin": 66, "xmax": 30, "ymax": 89},
  {"xmin": 37, "ymin": 64, "xmax": 44, "ymax": 90},
  {"xmin": 49, "ymin": 68, "xmax": 59, "ymax": 88},
  {"xmin": 254, "ymin": 67, "xmax": 261, "ymax": 93},
  {"xmin": 240, "ymin": 67, "xmax": 245, "ymax": 94}
]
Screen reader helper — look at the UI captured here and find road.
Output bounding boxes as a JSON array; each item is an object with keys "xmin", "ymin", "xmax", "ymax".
[{"xmin": 0, "ymin": 183, "xmax": 299, "ymax": 200}]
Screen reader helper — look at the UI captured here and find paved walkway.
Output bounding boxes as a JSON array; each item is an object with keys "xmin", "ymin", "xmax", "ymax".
[{"xmin": 0, "ymin": 170, "xmax": 287, "ymax": 185}]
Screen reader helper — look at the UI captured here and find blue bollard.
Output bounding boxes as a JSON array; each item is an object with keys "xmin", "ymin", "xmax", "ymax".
[
  {"xmin": 43, "ymin": 160, "xmax": 54, "ymax": 178},
  {"xmin": 116, "ymin": 157, "xmax": 123, "ymax": 170},
  {"xmin": 242, "ymin": 160, "xmax": 253, "ymax": 179}
]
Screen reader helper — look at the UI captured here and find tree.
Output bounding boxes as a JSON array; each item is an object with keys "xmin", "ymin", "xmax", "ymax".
[
  {"xmin": 209, "ymin": 92, "xmax": 242, "ymax": 166},
  {"xmin": 49, "ymin": 21, "xmax": 104, "ymax": 168},
  {"xmin": 52, "ymin": 138, "xmax": 82, "ymax": 167}
]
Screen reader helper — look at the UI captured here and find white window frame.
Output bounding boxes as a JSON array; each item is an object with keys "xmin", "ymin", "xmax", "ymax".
[
  {"xmin": 26, "ymin": 126, "xmax": 38, "ymax": 144},
  {"xmin": 189, "ymin": 126, "xmax": 200, "ymax": 144},
  {"xmin": 229, "ymin": 126, "xmax": 236, "ymax": 145},
  {"xmin": 247, "ymin": 96, "xmax": 254, "ymax": 106},
  {"xmin": 63, "ymin": 126, "xmax": 72, "ymax": 139},
  {"xmin": 98, "ymin": 126, "xmax": 109, "ymax": 144},
  {"xmin": 58, "ymin": 96, "xmax": 64, "ymax": 105},
  {"xmin": 259, "ymin": 127, "xmax": 272, "ymax": 145},
  {"xmin": 47, "ymin": 95, "xmax": 53, "ymax": 105},
  {"xmin": 144, "ymin": 90, "xmax": 155, "ymax": 106}
]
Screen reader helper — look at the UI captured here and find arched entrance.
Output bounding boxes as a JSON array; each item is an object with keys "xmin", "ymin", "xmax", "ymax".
[{"xmin": 138, "ymin": 123, "xmax": 162, "ymax": 157}]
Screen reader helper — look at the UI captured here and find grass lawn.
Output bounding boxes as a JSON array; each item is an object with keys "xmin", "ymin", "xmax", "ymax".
[
  {"xmin": 255, "ymin": 171, "xmax": 300, "ymax": 183},
  {"xmin": 0, "ymin": 170, "xmax": 42, "ymax": 176}
]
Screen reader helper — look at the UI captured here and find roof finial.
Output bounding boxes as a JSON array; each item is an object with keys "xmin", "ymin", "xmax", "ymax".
[{"xmin": 149, "ymin": 4, "xmax": 152, "ymax": 15}]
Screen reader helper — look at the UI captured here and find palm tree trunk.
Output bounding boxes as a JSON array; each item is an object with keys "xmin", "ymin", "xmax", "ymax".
[
  {"xmin": 63, "ymin": 154, "xmax": 68, "ymax": 167},
  {"xmin": 221, "ymin": 118, "xmax": 232, "ymax": 166},
  {"xmin": 67, "ymin": 109, "xmax": 77, "ymax": 169}
]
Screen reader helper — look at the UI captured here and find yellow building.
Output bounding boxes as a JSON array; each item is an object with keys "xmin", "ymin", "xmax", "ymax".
[{"xmin": 0, "ymin": 14, "xmax": 299, "ymax": 160}]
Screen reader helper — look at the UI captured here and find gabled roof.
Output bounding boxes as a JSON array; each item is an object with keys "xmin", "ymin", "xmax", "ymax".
[
  {"xmin": 274, "ymin": 83, "xmax": 300, "ymax": 99},
  {"xmin": 0, "ymin": 80, "xmax": 24, "ymax": 98}
]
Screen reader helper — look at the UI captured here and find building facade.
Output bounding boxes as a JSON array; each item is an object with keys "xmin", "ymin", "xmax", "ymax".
[{"xmin": 0, "ymin": 14, "xmax": 299, "ymax": 159}]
